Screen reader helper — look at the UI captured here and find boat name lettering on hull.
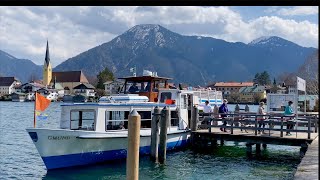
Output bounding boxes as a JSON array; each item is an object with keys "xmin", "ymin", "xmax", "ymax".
[{"xmin": 48, "ymin": 136, "xmax": 71, "ymax": 140}]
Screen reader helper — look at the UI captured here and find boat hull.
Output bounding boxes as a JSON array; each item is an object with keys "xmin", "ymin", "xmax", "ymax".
[{"xmin": 26, "ymin": 128, "xmax": 190, "ymax": 170}]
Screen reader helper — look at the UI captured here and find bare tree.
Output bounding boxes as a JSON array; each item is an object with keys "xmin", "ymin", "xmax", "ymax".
[
  {"xmin": 297, "ymin": 51, "xmax": 319, "ymax": 95},
  {"xmin": 277, "ymin": 72, "xmax": 296, "ymax": 85}
]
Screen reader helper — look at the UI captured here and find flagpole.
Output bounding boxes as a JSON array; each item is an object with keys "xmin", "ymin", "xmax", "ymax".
[{"xmin": 34, "ymin": 92, "xmax": 36, "ymax": 128}]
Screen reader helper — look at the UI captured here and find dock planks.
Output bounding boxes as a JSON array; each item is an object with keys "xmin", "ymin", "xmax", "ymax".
[{"xmin": 294, "ymin": 136, "xmax": 319, "ymax": 180}]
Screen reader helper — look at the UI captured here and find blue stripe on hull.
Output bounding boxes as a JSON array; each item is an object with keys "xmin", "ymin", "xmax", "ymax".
[{"xmin": 42, "ymin": 139, "xmax": 189, "ymax": 170}]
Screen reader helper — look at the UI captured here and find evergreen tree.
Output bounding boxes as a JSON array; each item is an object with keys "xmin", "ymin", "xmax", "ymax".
[
  {"xmin": 253, "ymin": 73, "xmax": 260, "ymax": 84},
  {"xmin": 273, "ymin": 78, "xmax": 276, "ymax": 86},
  {"xmin": 96, "ymin": 67, "xmax": 114, "ymax": 89},
  {"xmin": 253, "ymin": 71, "xmax": 271, "ymax": 85}
]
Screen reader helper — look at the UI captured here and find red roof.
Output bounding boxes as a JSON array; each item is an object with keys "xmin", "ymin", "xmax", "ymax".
[{"xmin": 214, "ymin": 82, "xmax": 254, "ymax": 87}]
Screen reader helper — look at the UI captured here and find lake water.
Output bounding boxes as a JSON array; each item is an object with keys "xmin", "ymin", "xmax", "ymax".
[{"xmin": 0, "ymin": 102, "xmax": 301, "ymax": 180}]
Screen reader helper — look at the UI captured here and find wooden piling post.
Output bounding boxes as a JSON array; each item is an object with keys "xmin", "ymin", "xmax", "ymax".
[
  {"xmin": 191, "ymin": 106, "xmax": 199, "ymax": 131},
  {"xmin": 127, "ymin": 110, "xmax": 141, "ymax": 180},
  {"xmin": 150, "ymin": 106, "xmax": 160, "ymax": 162},
  {"xmin": 159, "ymin": 106, "xmax": 169, "ymax": 164}
]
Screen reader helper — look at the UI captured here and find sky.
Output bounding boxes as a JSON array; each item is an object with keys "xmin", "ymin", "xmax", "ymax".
[{"xmin": 0, "ymin": 6, "xmax": 318, "ymax": 67}]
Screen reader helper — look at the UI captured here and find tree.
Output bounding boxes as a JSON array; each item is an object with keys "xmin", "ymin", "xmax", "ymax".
[
  {"xmin": 96, "ymin": 67, "xmax": 115, "ymax": 89},
  {"xmin": 297, "ymin": 51, "xmax": 318, "ymax": 95},
  {"xmin": 273, "ymin": 78, "xmax": 276, "ymax": 86},
  {"xmin": 277, "ymin": 50, "xmax": 318, "ymax": 95},
  {"xmin": 253, "ymin": 71, "xmax": 271, "ymax": 85},
  {"xmin": 253, "ymin": 73, "xmax": 260, "ymax": 84}
]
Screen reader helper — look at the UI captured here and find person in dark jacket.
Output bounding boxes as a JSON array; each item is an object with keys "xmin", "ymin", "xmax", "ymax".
[{"xmin": 219, "ymin": 99, "xmax": 229, "ymax": 132}]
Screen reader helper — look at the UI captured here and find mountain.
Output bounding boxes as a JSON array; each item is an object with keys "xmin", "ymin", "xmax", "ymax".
[
  {"xmin": 54, "ymin": 24, "xmax": 316, "ymax": 85},
  {"xmin": 0, "ymin": 50, "xmax": 42, "ymax": 83}
]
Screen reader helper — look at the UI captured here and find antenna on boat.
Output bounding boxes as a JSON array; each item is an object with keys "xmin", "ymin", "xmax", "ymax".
[{"xmin": 130, "ymin": 66, "xmax": 136, "ymax": 77}]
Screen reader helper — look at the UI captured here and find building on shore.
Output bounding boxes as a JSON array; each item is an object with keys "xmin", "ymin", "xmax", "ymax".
[
  {"xmin": 208, "ymin": 81, "xmax": 254, "ymax": 102},
  {"xmin": 50, "ymin": 71, "xmax": 90, "ymax": 94},
  {"xmin": 73, "ymin": 83, "xmax": 96, "ymax": 97},
  {"xmin": 239, "ymin": 84, "xmax": 266, "ymax": 103},
  {"xmin": 0, "ymin": 77, "xmax": 21, "ymax": 96}
]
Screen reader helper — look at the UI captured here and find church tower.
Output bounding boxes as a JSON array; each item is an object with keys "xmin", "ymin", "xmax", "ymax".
[{"xmin": 43, "ymin": 40, "xmax": 52, "ymax": 86}]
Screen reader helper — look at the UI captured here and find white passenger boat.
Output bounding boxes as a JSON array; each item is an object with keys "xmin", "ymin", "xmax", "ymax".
[{"xmin": 26, "ymin": 74, "xmax": 223, "ymax": 170}]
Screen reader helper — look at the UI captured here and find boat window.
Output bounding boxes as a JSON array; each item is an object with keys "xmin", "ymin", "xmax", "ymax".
[
  {"xmin": 171, "ymin": 110, "xmax": 179, "ymax": 126},
  {"xmin": 139, "ymin": 111, "xmax": 151, "ymax": 128},
  {"xmin": 106, "ymin": 111, "xmax": 129, "ymax": 130},
  {"xmin": 160, "ymin": 92, "xmax": 172, "ymax": 103},
  {"xmin": 105, "ymin": 110, "xmax": 152, "ymax": 131},
  {"xmin": 70, "ymin": 110, "xmax": 95, "ymax": 131}
]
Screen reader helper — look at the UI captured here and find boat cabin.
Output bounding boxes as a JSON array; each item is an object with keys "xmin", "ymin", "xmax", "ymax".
[
  {"xmin": 59, "ymin": 103, "xmax": 180, "ymax": 132},
  {"xmin": 118, "ymin": 75, "xmax": 172, "ymax": 102}
]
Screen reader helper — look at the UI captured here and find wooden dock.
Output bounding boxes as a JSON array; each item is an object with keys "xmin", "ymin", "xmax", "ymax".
[
  {"xmin": 294, "ymin": 136, "xmax": 319, "ymax": 180},
  {"xmin": 191, "ymin": 111, "xmax": 318, "ymax": 157}
]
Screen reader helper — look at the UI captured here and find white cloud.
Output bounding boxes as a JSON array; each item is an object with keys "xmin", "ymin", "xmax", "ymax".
[
  {"xmin": 277, "ymin": 6, "xmax": 318, "ymax": 16},
  {"xmin": 0, "ymin": 6, "xmax": 116, "ymax": 67},
  {"xmin": 0, "ymin": 6, "xmax": 318, "ymax": 67}
]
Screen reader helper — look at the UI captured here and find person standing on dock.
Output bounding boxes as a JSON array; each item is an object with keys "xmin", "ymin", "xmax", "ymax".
[
  {"xmin": 284, "ymin": 101, "xmax": 295, "ymax": 136},
  {"xmin": 257, "ymin": 102, "xmax": 267, "ymax": 134},
  {"xmin": 202, "ymin": 100, "xmax": 213, "ymax": 125},
  {"xmin": 219, "ymin": 99, "xmax": 229, "ymax": 132}
]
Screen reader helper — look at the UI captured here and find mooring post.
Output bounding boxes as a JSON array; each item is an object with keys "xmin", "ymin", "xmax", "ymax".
[
  {"xmin": 127, "ymin": 110, "xmax": 141, "ymax": 180},
  {"xmin": 191, "ymin": 105, "xmax": 199, "ymax": 131},
  {"xmin": 246, "ymin": 143, "xmax": 252, "ymax": 158},
  {"xmin": 150, "ymin": 106, "xmax": 160, "ymax": 162},
  {"xmin": 159, "ymin": 106, "xmax": 169, "ymax": 164}
]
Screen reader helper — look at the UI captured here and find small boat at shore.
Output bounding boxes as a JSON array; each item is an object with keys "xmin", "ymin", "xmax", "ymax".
[{"xmin": 26, "ymin": 73, "xmax": 223, "ymax": 170}]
